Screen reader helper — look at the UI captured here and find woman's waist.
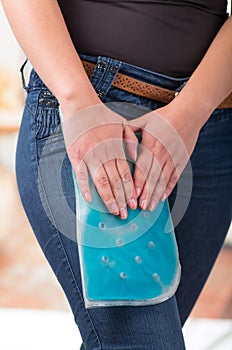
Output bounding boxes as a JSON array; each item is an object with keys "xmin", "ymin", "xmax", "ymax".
[
  {"xmin": 59, "ymin": 1, "xmax": 228, "ymax": 78},
  {"xmin": 27, "ymin": 52, "xmax": 189, "ymax": 97}
]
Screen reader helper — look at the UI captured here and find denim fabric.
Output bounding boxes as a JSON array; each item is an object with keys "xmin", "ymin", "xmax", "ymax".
[{"xmin": 16, "ymin": 53, "xmax": 232, "ymax": 350}]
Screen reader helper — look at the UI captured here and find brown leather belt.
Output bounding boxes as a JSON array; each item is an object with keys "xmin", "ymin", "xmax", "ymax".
[{"xmin": 80, "ymin": 59, "xmax": 232, "ymax": 109}]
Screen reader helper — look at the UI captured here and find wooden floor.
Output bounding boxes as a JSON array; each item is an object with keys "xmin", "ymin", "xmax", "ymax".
[{"xmin": 0, "ymin": 162, "xmax": 232, "ymax": 319}]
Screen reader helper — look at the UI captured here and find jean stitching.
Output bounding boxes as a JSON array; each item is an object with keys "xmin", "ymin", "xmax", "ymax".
[
  {"xmin": 23, "ymin": 90, "xmax": 41, "ymax": 121},
  {"xmin": 93, "ymin": 57, "xmax": 111, "ymax": 91},
  {"xmin": 35, "ymin": 107, "xmax": 61, "ymax": 140},
  {"xmin": 34, "ymin": 135, "xmax": 101, "ymax": 350},
  {"xmin": 24, "ymin": 103, "xmax": 35, "ymax": 118}
]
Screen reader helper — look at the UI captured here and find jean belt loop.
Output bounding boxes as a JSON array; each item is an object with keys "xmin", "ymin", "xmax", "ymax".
[
  {"xmin": 20, "ymin": 58, "xmax": 29, "ymax": 92},
  {"xmin": 175, "ymin": 80, "xmax": 188, "ymax": 97}
]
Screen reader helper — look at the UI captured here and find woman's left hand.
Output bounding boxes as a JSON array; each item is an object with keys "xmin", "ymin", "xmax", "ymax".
[{"xmin": 128, "ymin": 105, "xmax": 202, "ymax": 211}]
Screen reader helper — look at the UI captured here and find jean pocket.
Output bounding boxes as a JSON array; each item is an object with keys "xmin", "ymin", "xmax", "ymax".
[{"xmin": 35, "ymin": 89, "xmax": 62, "ymax": 140}]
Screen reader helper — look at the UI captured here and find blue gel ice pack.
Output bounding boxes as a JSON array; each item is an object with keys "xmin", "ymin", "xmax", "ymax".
[{"xmin": 72, "ymin": 164, "xmax": 181, "ymax": 308}]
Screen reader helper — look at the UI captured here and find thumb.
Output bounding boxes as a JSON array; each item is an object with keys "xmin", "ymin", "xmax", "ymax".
[
  {"xmin": 123, "ymin": 125, "xmax": 138, "ymax": 162},
  {"xmin": 127, "ymin": 117, "xmax": 145, "ymax": 133}
]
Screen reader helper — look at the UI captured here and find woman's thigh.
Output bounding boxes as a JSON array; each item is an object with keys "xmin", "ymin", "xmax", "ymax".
[
  {"xmin": 105, "ymin": 87, "xmax": 232, "ymax": 325},
  {"xmin": 15, "ymin": 85, "xmax": 185, "ymax": 350},
  {"xmin": 168, "ymin": 108, "xmax": 232, "ymax": 324}
]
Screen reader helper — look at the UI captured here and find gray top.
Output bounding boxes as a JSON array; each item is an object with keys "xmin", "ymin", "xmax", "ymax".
[{"xmin": 57, "ymin": 0, "xmax": 229, "ymax": 77}]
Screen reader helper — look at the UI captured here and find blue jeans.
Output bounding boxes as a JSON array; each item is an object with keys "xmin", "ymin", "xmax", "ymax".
[{"xmin": 16, "ymin": 53, "xmax": 232, "ymax": 350}]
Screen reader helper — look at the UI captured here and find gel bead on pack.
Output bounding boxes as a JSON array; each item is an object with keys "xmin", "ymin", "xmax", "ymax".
[{"xmin": 72, "ymin": 163, "xmax": 181, "ymax": 308}]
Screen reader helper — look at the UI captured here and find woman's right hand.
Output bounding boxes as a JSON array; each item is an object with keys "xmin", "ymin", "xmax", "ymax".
[{"xmin": 61, "ymin": 103, "xmax": 138, "ymax": 219}]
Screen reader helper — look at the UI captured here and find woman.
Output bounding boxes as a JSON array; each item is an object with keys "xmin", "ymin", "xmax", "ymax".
[{"xmin": 2, "ymin": 1, "xmax": 232, "ymax": 349}]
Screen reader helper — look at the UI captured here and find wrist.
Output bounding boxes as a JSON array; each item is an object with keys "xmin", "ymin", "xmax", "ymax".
[
  {"xmin": 161, "ymin": 92, "xmax": 212, "ymax": 130},
  {"xmin": 58, "ymin": 90, "xmax": 103, "ymax": 120}
]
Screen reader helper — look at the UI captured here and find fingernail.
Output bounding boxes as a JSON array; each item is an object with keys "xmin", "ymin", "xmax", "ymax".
[
  {"xmin": 120, "ymin": 207, "xmax": 128, "ymax": 219},
  {"xmin": 111, "ymin": 203, "xmax": 119, "ymax": 214},
  {"xmin": 148, "ymin": 200, "xmax": 157, "ymax": 211},
  {"xmin": 141, "ymin": 199, "xmax": 148, "ymax": 210},
  {"xmin": 161, "ymin": 192, "xmax": 168, "ymax": 201},
  {"xmin": 136, "ymin": 187, "xmax": 141, "ymax": 197},
  {"xmin": 129, "ymin": 198, "xmax": 137, "ymax": 210},
  {"xmin": 84, "ymin": 192, "xmax": 91, "ymax": 202}
]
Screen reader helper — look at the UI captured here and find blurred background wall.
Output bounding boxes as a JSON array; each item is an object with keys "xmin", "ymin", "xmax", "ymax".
[
  {"xmin": 0, "ymin": 0, "xmax": 231, "ymax": 321},
  {"xmin": 0, "ymin": 2, "xmax": 70, "ymax": 311}
]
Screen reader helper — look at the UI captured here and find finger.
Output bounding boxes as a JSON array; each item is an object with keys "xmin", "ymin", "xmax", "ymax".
[
  {"xmin": 133, "ymin": 142, "xmax": 153, "ymax": 199},
  {"xmin": 148, "ymin": 161, "xmax": 173, "ymax": 211},
  {"xmin": 97, "ymin": 139, "xmax": 137, "ymax": 214},
  {"xmin": 103, "ymin": 159, "xmax": 128, "ymax": 219},
  {"xmin": 116, "ymin": 158, "xmax": 137, "ymax": 211},
  {"xmin": 91, "ymin": 163, "xmax": 120, "ymax": 215},
  {"xmin": 138, "ymin": 156, "xmax": 162, "ymax": 210},
  {"xmin": 161, "ymin": 167, "xmax": 179, "ymax": 201},
  {"xmin": 83, "ymin": 138, "xmax": 129, "ymax": 218},
  {"xmin": 139, "ymin": 141, "xmax": 170, "ymax": 209},
  {"xmin": 76, "ymin": 158, "xmax": 92, "ymax": 202},
  {"xmin": 123, "ymin": 125, "xmax": 138, "ymax": 162},
  {"xmin": 98, "ymin": 141, "xmax": 130, "ymax": 218}
]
